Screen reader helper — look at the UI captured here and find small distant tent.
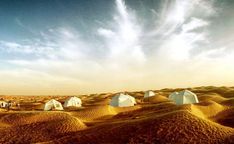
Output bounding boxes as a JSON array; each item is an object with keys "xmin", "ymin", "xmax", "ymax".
[
  {"xmin": 44, "ymin": 99, "xmax": 63, "ymax": 111},
  {"xmin": 110, "ymin": 93, "xmax": 136, "ymax": 107},
  {"xmin": 0, "ymin": 101, "xmax": 8, "ymax": 108},
  {"xmin": 64, "ymin": 96, "xmax": 82, "ymax": 107},
  {"xmin": 169, "ymin": 90, "xmax": 199, "ymax": 105},
  {"xmin": 144, "ymin": 90, "xmax": 156, "ymax": 98}
]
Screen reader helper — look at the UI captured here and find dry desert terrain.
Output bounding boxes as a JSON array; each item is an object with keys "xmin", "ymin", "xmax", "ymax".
[{"xmin": 0, "ymin": 86, "xmax": 234, "ymax": 144}]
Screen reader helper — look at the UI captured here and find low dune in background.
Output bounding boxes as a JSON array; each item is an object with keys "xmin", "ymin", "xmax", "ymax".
[{"xmin": 0, "ymin": 86, "xmax": 234, "ymax": 143}]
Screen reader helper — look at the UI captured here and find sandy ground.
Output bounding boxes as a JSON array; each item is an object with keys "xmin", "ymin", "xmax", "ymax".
[{"xmin": 0, "ymin": 86, "xmax": 233, "ymax": 144}]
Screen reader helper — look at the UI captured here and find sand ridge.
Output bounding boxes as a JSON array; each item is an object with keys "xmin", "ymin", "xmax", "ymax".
[
  {"xmin": 0, "ymin": 86, "xmax": 233, "ymax": 143},
  {"xmin": 53, "ymin": 110, "xmax": 234, "ymax": 144},
  {"xmin": 0, "ymin": 112, "xmax": 86, "ymax": 143}
]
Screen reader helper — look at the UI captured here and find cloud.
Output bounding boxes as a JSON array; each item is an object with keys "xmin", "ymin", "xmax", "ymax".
[
  {"xmin": 97, "ymin": 28, "xmax": 115, "ymax": 38},
  {"xmin": 1, "ymin": 0, "xmax": 234, "ymax": 94},
  {"xmin": 149, "ymin": 0, "xmax": 216, "ymax": 37},
  {"xmin": 182, "ymin": 17, "xmax": 209, "ymax": 33},
  {"xmin": 2, "ymin": 0, "xmax": 217, "ymax": 63},
  {"xmin": 0, "ymin": 40, "xmax": 55, "ymax": 57},
  {"xmin": 0, "ymin": 26, "xmax": 95, "ymax": 60},
  {"xmin": 144, "ymin": 0, "xmax": 216, "ymax": 61},
  {"xmin": 97, "ymin": 0, "xmax": 146, "ymax": 66},
  {"xmin": 196, "ymin": 46, "xmax": 234, "ymax": 60},
  {"xmin": 0, "ymin": 0, "xmax": 148, "ymax": 94},
  {"xmin": 15, "ymin": 18, "xmax": 37, "ymax": 34}
]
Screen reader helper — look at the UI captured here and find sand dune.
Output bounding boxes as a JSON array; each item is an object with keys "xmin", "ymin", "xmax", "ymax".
[
  {"xmin": 70, "ymin": 104, "xmax": 141, "ymax": 122},
  {"xmin": 190, "ymin": 100, "xmax": 226, "ymax": 119},
  {"xmin": 220, "ymin": 98, "xmax": 234, "ymax": 106},
  {"xmin": 0, "ymin": 86, "xmax": 233, "ymax": 143},
  {"xmin": 69, "ymin": 105, "xmax": 117, "ymax": 121},
  {"xmin": 198, "ymin": 93, "xmax": 227, "ymax": 103},
  {"xmin": 0, "ymin": 112, "xmax": 86, "ymax": 143},
  {"xmin": 53, "ymin": 110, "xmax": 234, "ymax": 144},
  {"xmin": 143, "ymin": 95, "xmax": 170, "ymax": 103},
  {"xmin": 212, "ymin": 108, "xmax": 234, "ymax": 128}
]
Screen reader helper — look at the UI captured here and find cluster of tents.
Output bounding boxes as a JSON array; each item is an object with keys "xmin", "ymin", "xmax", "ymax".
[
  {"xmin": 44, "ymin": 96, "xmax": 82, "ymax": 111},
  {"xmin": 109, "ymin": 89, "xmax": 199, "ymax": 107},
  {"xmin": 44, "ymin": 89, "xmax": 199, "ymax": 110}
]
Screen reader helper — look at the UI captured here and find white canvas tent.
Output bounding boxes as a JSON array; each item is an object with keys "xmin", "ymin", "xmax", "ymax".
[
  {"xmin": 64, "ymin": 96, "xmax": 82, "ymax": 107},
  {"xmin": 110, "ymin": 93, "xmax": 136, "ymax": 107},
  {"xmin": 0, "ymin": 101, "xmax": 8, "ymax": 108},
  {"xmin": 44, "ymin": 99, "xmax": 63, "ymax": 111},
  {"xmin": 169, "ymin": 90, "xmax": 199, "ymax": 105},
  {"xmin": 144, "ymin": 90, "xmax": 156, "ymax": 98}
]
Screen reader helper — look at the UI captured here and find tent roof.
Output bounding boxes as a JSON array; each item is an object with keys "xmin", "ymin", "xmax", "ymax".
[
  {"xmin": 0, "ymin": 100, "xmax": 8, "ymax": 103},
  {"xmin": 45, "ymin": 99, "xmax": 61, "ymax": 104},
  {"xmin": 180, "ymin": 90, "xmax": 195, "ymax": 96}
]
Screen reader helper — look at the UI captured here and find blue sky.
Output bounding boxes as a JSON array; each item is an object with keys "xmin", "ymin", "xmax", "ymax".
[{"xmin": 0, "ymin": 0, "xmax": 234, "ymax": 95}]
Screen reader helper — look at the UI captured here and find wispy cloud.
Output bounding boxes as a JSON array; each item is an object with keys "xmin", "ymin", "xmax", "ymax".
[
  {"xmin": 15, "ymin": 18, "xmax": 37, "ymax": 34},
  {"xmin": 0, "ymin": 40, "xmax": 56, "ymax": 58},
  {"xmin": 144, "ymin": 0, "xmax": 215, "ymax": 61},
  {"xmin": 182, "ymin": 17, "xmax": 209, "ymax": 33},
  {"xmin": 1, "ymin": 0, "xmax": 218, "ymax": 62},
  {"xmin": 0, "ymin": 0, "xmax": 233, "ymax": 94},
  {"xmin": 97, "ymin": 0, "xmax": 145, "ymax": 65}
]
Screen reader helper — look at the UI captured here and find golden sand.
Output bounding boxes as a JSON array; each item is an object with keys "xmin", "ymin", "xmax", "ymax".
[{"xmin": 0, "ymin": 86, "xmax": 233, "ymax": 143}]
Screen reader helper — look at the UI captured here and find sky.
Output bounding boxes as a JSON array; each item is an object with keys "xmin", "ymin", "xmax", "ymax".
[{"xmin": 0, "ymin": 0, "xmax": 234, "ymax": 95}]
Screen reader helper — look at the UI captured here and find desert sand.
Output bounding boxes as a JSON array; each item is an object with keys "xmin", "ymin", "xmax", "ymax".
[{"xmin": 0, "ymin": 86, "xmax": 233, "ymax": 144}]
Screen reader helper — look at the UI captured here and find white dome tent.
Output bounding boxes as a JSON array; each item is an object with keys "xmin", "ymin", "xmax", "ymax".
[
  {"xmin": 144, "ymin": 90, "xmax": 156, "ymax": 98},
  {"xmin": 44, "ymin": 99, "xmax": 64, "ymax": 111},
  {"xmin": 0, "ymin": 101, "xmax": 8, "ymax": 108},
  {"xmin": 110, "ymin": 93, "xmax": 136, "ymax": 107},
  {"xmin": 169, "ymin": 90, "xmax": 199, "ymax": 105},
  {"xmin": 64, "ymin": 96, "xmax": 82, "ymax": 107}
]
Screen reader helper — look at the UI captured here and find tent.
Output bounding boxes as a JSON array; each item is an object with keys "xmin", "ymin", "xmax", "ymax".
[
  {"xmin": 64, "ymin": 96, "xmax": 82, "ymax": 107},
  {"xmin": 144, "ymin": 90, "xmax": 156, "ymax": 98},
  {"xmin": 169, "ymin": 90, "xmax": 199, "ymax": 105},
  {"xmin": 44, "ymin": 99, "xmax": 64, "ymax": 111},
  {"xmin": 110, "ymin": 93, "xmax": 136, "ymax": 107},
  {"xmin": 0, "ymin": 101, "xmax": 8, "ymax": 108}
]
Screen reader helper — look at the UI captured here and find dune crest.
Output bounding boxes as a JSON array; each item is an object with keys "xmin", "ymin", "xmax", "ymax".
[{"xmin": 0, "ymin": 86, "xmax": 233, "ymax": 143}]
